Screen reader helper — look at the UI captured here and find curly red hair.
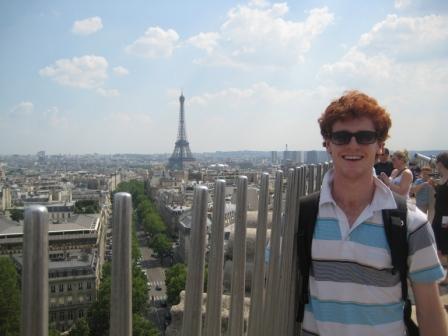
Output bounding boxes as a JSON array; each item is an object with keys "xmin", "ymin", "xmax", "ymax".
[{"xmin": 319, "ymin": 90, "xmax": 392, "ymax": 143}]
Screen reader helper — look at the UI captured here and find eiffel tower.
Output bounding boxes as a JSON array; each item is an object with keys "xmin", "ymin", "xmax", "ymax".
[{"xmin": 168, "ymin": 92, "xmax": 195, "ymax": 170}]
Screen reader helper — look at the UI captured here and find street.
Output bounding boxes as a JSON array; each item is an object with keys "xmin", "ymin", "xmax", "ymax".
[{"xmin": 136, "ymin": 230, "xmax": 170, "ymax": 333}]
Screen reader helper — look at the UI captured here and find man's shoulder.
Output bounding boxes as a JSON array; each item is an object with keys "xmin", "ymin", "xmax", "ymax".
[{"xmin": 406, "ymin": 201, "xmax": 428, "ymax": 231}]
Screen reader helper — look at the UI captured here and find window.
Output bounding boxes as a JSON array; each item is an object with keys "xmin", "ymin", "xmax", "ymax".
[
  {"xmin": 51, "ymin": 285, "xmax": 56, "ymax": 293},
  {"xmin": 78, "ymin": 310, "xmax": 84, "ymax": 318},
  {"xmin": 68, "ymin": 311, "xmax": 74, "ymax": 320},
  {"xmin": 78, "ymin": 282, "xmax": 83, "ymax": 290},
  {"xmin": 88, "ymin": 295, "xmax": 92, "ymax": 302},
  {"xmin": 86, "ymin": 281, "xmax": 91, "ymax": 289},
  {"xmin": 59, "ymin": 284, "xmax": 64, "ymax": 292},
  {"xmin": 50, "ymin": 312, "xmax": 57, "ymax": 322},
  {"xmin": 67, "ymin": 283, "xmax": 72, "ymax": 291},
  {"xmin": 59, "ymin": 311, "xmax": 65, "ymax": 321}
]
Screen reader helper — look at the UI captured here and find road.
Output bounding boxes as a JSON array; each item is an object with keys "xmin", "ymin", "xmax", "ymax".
[{"xmin": 136, "ymin": 230, "xmax": 170, "ymax": 333}]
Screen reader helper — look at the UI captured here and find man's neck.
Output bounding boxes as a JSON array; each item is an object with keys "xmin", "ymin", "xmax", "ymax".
[{"xmin": 331, "ymin": 172, "xmax": 376, "ymax": 226}]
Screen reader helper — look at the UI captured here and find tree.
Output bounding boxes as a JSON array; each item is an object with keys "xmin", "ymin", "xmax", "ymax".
[
  {"xmin": 165, "ymin": 263, "xmax": 187, "ymax": 305},
  {"xmin": 74, "ymin": 200, "xmax": 99, "ymax": 214},
  {"xmin": 133, "ymin": 314, "xmax": 159, "ymax": 336},
  {"xmin": 88, "ymin": 264, "xmax": 111, "ymax": 336},
  {"xmin": 9, "ymin": 208, "xmax": 24, "ymax": 222},
  {"xmin": 150, "ymin": 234, "xmax": 172, "ymax": 261},
  {"xmin": 69, "ymin": 318, "xmax": 89, "ymax": 336},
  {"xmin": 0, "ymin": 256, "xmax": 20, "ymax": 336}
]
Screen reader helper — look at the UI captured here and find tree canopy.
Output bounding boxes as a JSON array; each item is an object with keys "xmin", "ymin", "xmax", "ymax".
[
  {"xmin": 0, "ymin": 257, "xmax": 20, "ymax": 336},
  {"xmin": 165, "ymin": 263, "xmax": 187, "ymax": 306}
]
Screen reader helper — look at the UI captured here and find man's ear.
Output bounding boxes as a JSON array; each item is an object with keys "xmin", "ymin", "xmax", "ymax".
[{"xmin": 324, "ymin": 139, "xmax": 332, "ymax": 155}]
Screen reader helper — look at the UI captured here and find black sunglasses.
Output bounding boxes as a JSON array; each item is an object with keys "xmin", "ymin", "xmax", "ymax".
[{"xmin": 329, "ymin": 130, "xmax": 378, "ymax": 145}]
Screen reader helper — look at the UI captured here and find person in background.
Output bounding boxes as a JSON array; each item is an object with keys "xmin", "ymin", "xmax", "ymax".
[
  {"xmin": 430, "ymin": 152, "xmax": 448, "ymax": 284},
  {"xmin": 374, "ymin": 147, "xmax": 394, "ymax": 176},
  {"xmin": 411, "ymin": 166, "xmax": 435, "ymax": 214},
  {"xmin": 379, "ymin": 149, "xmax": 413, "ymax": 198}
]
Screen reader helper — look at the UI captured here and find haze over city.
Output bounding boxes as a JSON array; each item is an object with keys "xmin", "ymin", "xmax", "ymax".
[{"xmin": 1, "ymin": 0, "xmax": 447, "ymax": 155}]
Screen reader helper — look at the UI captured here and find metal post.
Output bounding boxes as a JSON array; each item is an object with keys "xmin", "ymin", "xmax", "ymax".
[
  {"xmin": 316, "ymin": 164, "xmax": 323, "ymax": 191},
  {"xmin": 262, "ymin": 170, "xmax": 283, "ymax": 336},
  {"xmin": 21, "ymin": 205, "xmax": 49, "ymax": 336},
  {"xmin": 229, "ymin": 176, "xmax": 248, "ymax": 336},
  {"xmin": 247, "ymin": 173, "xmax": 269, "ymax": 336},
  {"xmin": 276, "ymin": 168, "xmax": 299, "ymax": 335},
  {"xmin": 205, "ymin": 180, "xmax": 226, "ymax": 336},
  {"xmin": 182, "ymin": 186, "xmax": 209, "ymax": 336},
  {"xmin": 110, "ymin": 192, "xmax": 132, "ymax": 336},
  {"xmin": 308, "ymin": 164, "xmax": 316, "ymax": 194}
]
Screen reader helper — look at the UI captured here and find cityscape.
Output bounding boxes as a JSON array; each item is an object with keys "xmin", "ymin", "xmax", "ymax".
[{"xmin": 1, "ymin": 0, "xmax": 448, "ymax": 335}]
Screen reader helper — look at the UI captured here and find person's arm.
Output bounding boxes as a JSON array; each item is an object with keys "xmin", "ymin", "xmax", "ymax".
[
  {"xmin": 387, "ymin": 169, "xmax": 413, "ymax": 196},
  {"xmin": 412, "ymin": 281, "xmax": 448, "ymax": 336},
  {"xmin": 410, "ymin": 180, "xmax": 425, "ymax": 195}
]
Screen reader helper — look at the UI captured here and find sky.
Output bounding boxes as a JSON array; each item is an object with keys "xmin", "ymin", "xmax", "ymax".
[{"xmin": 0, "ymin": 0, "xmax": 447, "ymax": 155}]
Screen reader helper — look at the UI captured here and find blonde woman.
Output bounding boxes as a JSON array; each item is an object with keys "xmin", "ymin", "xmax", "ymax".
[{"xmin": 379, "ymin": 150, "xmax": 413, "ymax": 198}]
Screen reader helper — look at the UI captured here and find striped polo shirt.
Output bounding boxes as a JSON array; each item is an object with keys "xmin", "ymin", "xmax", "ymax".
[{"xmin": 302, "ymin": 169, "xmax": 445, "ymax": 336}]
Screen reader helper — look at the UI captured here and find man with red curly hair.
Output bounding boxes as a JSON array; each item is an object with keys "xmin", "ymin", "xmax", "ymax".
[{"xmin": 300, "ymin": 90, "xmax": 447, "ymax": 335}]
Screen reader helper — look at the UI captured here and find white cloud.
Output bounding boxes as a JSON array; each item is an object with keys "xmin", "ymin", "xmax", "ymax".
[
  {"xmin": 187, "ymin": 32, "xmax": 220, "ymax": 54},
  {"xmin": 359, "ymin": 14, "xmax": 448, "ymax": 60},
  {"xmin": 125, "ymin": 26, "xmax": 179, "ymax": 58},
  {"xmin": 113, "ymin": 66, "xmax": 129, "ymax": 76},
  {"xmin": 181, "ymin": 82, "xmax": 338, "ymax": 151},
  {"xmin": 39, "ymin": 55, "xmax": 108, "ymax": 89},
  {"xmin": 45, "ymin": 107, "xmax": 69, "ymax": 128},
  {"xmin": 10, "ymin": 101, "xmax": 34, "ymax": 117},
  {"xmin": 72, "ymin": 16, "xmax": 103, "ymax": 35},
  {"xmin": 320, "ymin": 14, "xmax": 448, "ymax": 85},
  {"xmin": 395, "ymin": 0, "xmax": 411, "ymax": 9},
  {"xmin": 96, "ymin": 88, "xmax": 120, "ymax": 97},
  {"xmin": 189, "ymin": 3, "xmax": 334, "ymax": 68}
]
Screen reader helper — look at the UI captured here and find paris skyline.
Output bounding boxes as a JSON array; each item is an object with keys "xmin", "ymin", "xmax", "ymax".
[{"xmin": 1, "ymin": 0, "xmax": 447, "ymax": 155}]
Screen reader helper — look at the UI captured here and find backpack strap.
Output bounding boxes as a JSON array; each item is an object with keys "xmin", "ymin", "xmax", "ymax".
[
  {"xmin": 296, "ymin": 191, "xmax": 320, "ymax": 323},
  {"xmin": 382, "ymin": 193, "xmax": 419, "ymax": 336}
]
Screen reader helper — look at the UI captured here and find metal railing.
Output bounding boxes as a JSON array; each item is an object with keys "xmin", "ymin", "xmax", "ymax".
[
  {"xmin": 181, "ymin": 162, "xmax": 332, "ymax": 336},
  {"xmin": 20, "ymin": 192, "xmax": 133, "ymax": 336}
]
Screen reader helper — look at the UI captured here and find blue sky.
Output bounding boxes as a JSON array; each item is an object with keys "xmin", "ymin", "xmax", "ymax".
[{"xmin": 1, "ymin": 0, "xmax": 447, "ymax": 155}]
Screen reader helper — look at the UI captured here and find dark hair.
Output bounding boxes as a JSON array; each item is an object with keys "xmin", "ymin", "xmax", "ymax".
[
  {"xmin": 383, "ymin": 148, "xmax": 390, "ymax": 155},
  {"xmin": 436, "ymin": 152, "xmax": 448, "ymax": 169},
  {"xmin": 319, "ymin": 90, "xmax": 392, "ymax": 142}
]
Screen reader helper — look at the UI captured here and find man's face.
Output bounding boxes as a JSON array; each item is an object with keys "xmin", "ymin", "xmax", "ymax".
[
  {"xmin": 379, "ymin": 152, "xmax": 389, "ymax": 163},
  {"xmin": 325, "ymin": 117, "xmax": 382, "ymax": 180}
]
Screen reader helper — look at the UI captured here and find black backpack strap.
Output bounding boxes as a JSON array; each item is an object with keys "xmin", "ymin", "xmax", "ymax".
[
  {"xmin": 382, "ymin": 193, "xmax": 419, "ymax": 336},
  {"xmin": 296, "ymin": 191, "xmax": 320, "ymax": 323}
]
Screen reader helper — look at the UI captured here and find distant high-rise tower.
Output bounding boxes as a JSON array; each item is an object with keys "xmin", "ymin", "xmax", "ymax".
[{"xmin": 168, "ymin": 92, "xmax": 195, "ymax": 170}]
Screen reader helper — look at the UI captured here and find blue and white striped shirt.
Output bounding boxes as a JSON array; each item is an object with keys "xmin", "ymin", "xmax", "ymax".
[{"xmin": 302, "ymin": 169, "xmax": 444, "ymax": 336}]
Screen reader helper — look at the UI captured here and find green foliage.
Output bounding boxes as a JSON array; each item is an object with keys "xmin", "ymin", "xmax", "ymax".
[
  {"xmin": 87, "ymin": 271, "xmax": 111, "ymax": 336},
  {"xmin": 150, "ymin": 234, "xmax": 172, "ymax": 259},
  {"xmin": 9, "ymin": 208, "xmax": 24, "ymax": 222},
  {"xmin": 114, "ymin": 181, "xmax": 145, "ymax": 205},
  {"xmin": 133, "ymin": 314, "xmax": 159, "ymax": 336},
  {"xmin": 165, "ymin": 263, "xmax": 187, "ymax": 305},
  {"xmin": 0, "ymin": 256, "xmax": 20, "ymax": 336},
  {"xmin": 69, "ymin": 318, "xmax": 89, "ymax": 336},
  {"xmin": 74, "ymin": 200, "xmax": 100, "ymax": 214},
  {"xmin": 49, "ymin": 327, "xmax": 60, "ymax": 336}
]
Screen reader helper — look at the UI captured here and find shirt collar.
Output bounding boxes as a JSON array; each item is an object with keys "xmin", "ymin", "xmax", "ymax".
[{"xmin": 319, "ymin": 168, "xmax": 397, "ymax": 211}]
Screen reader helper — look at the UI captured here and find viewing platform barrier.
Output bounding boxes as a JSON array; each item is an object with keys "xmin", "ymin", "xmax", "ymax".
[
  {"xmin": 181, "ymin": 162, "xmax": 332, "ymax": 336},
  {"xmin": 19, "ymin": 152, "xmax": 439, "ymax": 336}
]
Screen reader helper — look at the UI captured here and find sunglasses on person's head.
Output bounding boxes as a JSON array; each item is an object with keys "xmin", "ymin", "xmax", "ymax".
[{"xmin": 329, "ymin": 130, "xmax": 378, "ymax": 145}]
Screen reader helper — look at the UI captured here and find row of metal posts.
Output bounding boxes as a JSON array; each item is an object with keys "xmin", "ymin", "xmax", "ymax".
[
  {"xmin": 20, "ymin": 193, "xmax": 133, "ymax": 336},
  {"xmin": 19, "ymin": 163, "xmax": 330, "ymax": 336},
  {"xmin": 181, "ymin": 163, "xmax": 331, "ymax": 336}
]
